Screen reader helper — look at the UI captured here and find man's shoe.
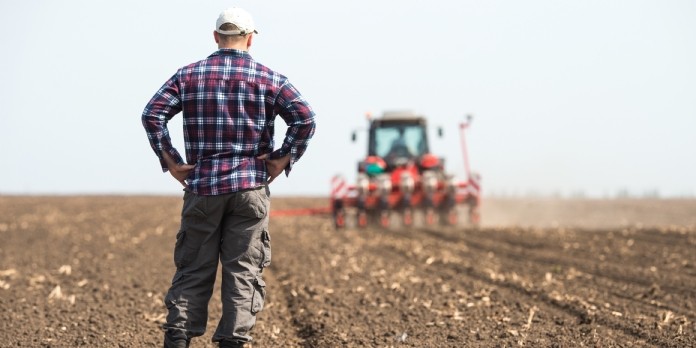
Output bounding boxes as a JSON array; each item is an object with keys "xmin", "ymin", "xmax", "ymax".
[
  {"xmin": 219, "ymin": 340, "xmax": 246, "ymax": 348},
  {"xmin": 164, "ymin": 334, "xmax": 190, "ymax": 348}
]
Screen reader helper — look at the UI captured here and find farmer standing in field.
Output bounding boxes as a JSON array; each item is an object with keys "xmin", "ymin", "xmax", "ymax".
[{"xmin": 142, "ymin": 7, "xmax": 316, "ymax": 348}]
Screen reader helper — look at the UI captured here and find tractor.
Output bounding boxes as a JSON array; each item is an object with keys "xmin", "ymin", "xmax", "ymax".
[{"xmin": 331, "ymin": 110, "xmax": 481, "ymax": 228}]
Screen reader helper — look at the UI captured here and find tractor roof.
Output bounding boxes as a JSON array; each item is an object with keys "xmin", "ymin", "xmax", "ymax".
[
  {"xmin": 375, "ymin": 111, "xmax": 427, "ymax": 126},
  {"xmin": 380, "ymin": 110, "xmax": 423, "ymax": 120}
]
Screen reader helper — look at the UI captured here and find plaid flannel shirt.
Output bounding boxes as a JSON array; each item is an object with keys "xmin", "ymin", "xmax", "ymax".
[{"xmin": 142, "ymin": 49, "xmax": 316, "ymax": 195}]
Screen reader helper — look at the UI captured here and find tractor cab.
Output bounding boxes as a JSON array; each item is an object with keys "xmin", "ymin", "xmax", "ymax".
[
  {"xmin": 357, "ymin": 111, "xmax": 442, "ymax": 174},
  {"xmin": 370, "ymin": 116, "xmax": 428, "ymax": 168}
]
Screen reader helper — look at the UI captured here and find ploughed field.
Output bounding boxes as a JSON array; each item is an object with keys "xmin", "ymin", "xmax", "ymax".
[{"xmin": 1, "ymin": 196, "xmax": 695, "ymax": 347}]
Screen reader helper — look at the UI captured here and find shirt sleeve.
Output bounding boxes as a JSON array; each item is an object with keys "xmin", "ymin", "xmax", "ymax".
[
  {"xmin": 141, "ymin": 73, "xmax": 184, "ymax": 172},
  {"xmin": 271, "ymin": 79, "xmax": 316, "ymax": 176}
]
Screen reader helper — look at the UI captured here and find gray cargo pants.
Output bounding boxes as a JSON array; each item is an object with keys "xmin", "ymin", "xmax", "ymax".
[{"xmin": 163, "ymin": 186, "xmax": 271, "ymax": 345}]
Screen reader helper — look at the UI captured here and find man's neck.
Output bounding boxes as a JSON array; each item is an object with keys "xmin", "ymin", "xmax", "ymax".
[{"xmin": 218, "ymin": 43, "xmax": 248, "ymax": 51}]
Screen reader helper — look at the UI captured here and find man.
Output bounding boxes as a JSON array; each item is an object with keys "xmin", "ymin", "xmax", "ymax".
[{"xmin": 142, "ymin": 7, "xmax": 316, "ymax": 348}]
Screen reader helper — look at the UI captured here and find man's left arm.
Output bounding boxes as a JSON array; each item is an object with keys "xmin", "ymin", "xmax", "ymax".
[{"xmin": 266, "ymin": 80, "xmax": 316, "ymax": 177}]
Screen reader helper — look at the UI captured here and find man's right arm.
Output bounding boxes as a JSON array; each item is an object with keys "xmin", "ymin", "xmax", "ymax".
[
  {"xmin": 142, "ymin": 74, "xmax": 185, "ymax": 172},
  {"xmin": 162, "ymin": 150, "xmax": 195, "ymax": 187}
]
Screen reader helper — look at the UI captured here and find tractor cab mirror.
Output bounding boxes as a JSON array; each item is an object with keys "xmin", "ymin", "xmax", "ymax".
[
  {"xmin": 351, "ymin": 131, "xmax": 357, "ymax": 142},
  {"xmin": 437, "ymin": 127, "xmax": 444, "ymax": 138}
]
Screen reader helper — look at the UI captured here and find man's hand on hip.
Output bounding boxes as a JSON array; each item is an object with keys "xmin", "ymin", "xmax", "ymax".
[
  {"xmin": 162, "ymin": 151, "xmax": 195, "ymax": 187},
  {"xmin": 257, "ymin": 153, "xmax": 290, "ymax": 184}
]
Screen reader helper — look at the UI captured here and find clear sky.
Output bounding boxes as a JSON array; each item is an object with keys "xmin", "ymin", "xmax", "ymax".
[{"xmin": 1, "ymin": 1, "xmax": 695, "ymax": 197}]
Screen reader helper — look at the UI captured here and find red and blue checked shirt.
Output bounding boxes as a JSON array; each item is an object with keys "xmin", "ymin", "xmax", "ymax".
[{"xmin": 142, "ymin": 49, "xmax": 316, "ymax": 195}]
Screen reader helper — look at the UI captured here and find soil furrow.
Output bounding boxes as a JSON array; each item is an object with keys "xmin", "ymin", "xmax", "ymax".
[
  {"xmin": 368, "ymin": 227, "xmax": 664, "ymax": 347},
  {"xmin": 409, "ymin": 225, "xmax": 696, "ymax": 307},
  {"xmin": 363, "ymin": 223, "xmax": 691, "ymax": 347},
  {"xmin": 414, "ymin": 226, "xmax": 695, "ymax": 333},
  {"xmin": 457, "ymin": 230, "xmax": 696, "ymax": 299}
]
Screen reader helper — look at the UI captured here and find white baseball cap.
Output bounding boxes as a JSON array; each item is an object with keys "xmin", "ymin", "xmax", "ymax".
[{"xmin": 215, "ymin": 7, "xmax": 258, "ymax": 35}]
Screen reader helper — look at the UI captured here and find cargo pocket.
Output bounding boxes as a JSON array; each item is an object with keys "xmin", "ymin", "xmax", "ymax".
[
  {"xmin": 182, "ymin": 192, "xmax": 207, "ymax": 221},
  {"xmin": 236, "ymin": 188, "xmax": 268, "ymax": 219},
  {"xmin": 173, "ymin": 230, "xmax": 187, "ymax": 268},
  {"xmin": 261, "ymin": 230, "xmax": 272, "ymax": 268},
  {"xmin": 173, "ymin": 229, "xmax": 201, "ymax": 269},
  {"xmin": 250, "ymin": 276, "xmax": 266, "ymax": 314}
]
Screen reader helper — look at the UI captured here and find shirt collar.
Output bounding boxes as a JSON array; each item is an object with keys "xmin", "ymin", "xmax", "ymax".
[{"xmin": 209, "ymin": 48, "xmax": 252, "ymax": 59}]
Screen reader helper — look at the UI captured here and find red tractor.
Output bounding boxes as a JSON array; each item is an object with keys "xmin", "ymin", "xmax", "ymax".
[{"xmin": 331, "ymin": 111, "xmax": 481, "ymax": 228}]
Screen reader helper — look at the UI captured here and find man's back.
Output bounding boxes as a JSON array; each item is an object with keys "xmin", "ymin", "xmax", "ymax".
[{"xmin": 143, "ymin": 49, "xmax": 315, "ymax": 195}]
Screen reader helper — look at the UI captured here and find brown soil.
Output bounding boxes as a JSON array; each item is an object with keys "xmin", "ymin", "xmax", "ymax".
[{"xmin": 1, "ymin": 196, "xmax": 694, "ymax": 347}]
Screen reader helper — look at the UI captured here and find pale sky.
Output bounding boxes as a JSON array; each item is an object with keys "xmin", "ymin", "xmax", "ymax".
[{"xmin": 1, "ymin": 0, "xmax": 695, "ymax": 197}]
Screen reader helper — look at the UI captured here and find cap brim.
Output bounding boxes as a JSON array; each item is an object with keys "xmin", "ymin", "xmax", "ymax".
[{"xmin": 216, "ymin": 29, "xmax": 258, "ymax": 35}]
